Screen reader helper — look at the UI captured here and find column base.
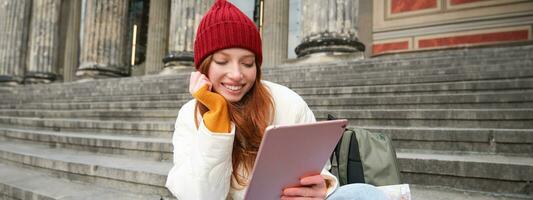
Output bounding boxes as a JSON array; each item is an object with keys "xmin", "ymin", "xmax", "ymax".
[
  {"xmin": 295, "ymin": 32, "xmax": 366, "ymax": 58},
  {"xmin": 160, "ymin": 65, "xmax": 195, "ymax": 75},
  {"xmin": 291, "ymin": 51, "xmax": 364, "ymax": 65},
  {"xmin": 0, "ymin": 75, "xmax": 23, "ymax": 86},
  {"xmin": 162, "ymin": 51, "xmax": 195, "ymax": 74},
  {"xmin": 75, "ymin": 69, "xmax": 125, "ymax": 80},
  {"xmin": 23, "ymin": 72, "xmax": 58, "ymax": 84},
  {"xmin": 76, "ymin": 62, "xmax": 130, "ymax": 80}
]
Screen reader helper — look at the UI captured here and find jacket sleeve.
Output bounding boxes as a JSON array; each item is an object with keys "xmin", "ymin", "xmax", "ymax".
[{"xmin": 165, "ymin": 102, "xmax": 236, "ymax": 200}]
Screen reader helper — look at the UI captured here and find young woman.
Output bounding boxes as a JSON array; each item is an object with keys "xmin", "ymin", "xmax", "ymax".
[{"xmin": 165, "ymin": 1, "xmax": 388, "ymax": 199}]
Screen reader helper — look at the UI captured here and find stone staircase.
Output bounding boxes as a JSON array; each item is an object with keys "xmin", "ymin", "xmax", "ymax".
[{"xmin": 0, "ymin": 44, "xmax": 532, "ymax": 199}]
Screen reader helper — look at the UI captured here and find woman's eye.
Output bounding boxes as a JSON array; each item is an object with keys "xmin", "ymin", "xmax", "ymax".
[
  {"xmin": 214, "ymin": 60, "xmax": 227, "ymax": 65},
  {"xmin": 243, "ymin": 63, "xmax": 254, "ymax": 68}
]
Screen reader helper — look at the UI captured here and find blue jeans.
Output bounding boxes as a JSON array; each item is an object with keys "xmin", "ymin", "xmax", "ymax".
[{"xmin": 327, "ymin": 183, "xmax": 388, "ymax": 200}]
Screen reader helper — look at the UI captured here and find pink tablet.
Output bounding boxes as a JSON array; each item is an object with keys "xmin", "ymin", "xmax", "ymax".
[{"xmin": 244, "ymin": 119, "xmax": 348, "ymax": 200}]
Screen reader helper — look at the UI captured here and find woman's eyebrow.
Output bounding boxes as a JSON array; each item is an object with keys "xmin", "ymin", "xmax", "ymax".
[{"xmin": 240, "ymin": 55, "xmax": 255, "ymax": 59}]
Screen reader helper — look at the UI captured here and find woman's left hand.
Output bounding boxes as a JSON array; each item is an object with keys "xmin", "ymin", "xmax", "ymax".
[{"xmin": 281, "ymin": 174, "xmax": 327, "ymax": 200}]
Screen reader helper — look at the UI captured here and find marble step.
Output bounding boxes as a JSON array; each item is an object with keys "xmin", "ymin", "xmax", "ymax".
[
  {"xmin": 0, "ymin": 163, "xmax": 169, "ymax": 200},
  {"xmin": 397, "ymin": 149, "xmax": 533, "ymax": 196},
  {"xmin": 0, "ymin": 116, "xmax": 174, "ymax": 138},
  {"xmin": 316, "ymin": 109, "xmax": 533, "ymax": 129},
  {"xmin": 362, "ymin": 126, "xmax": 533, "ymax": 156},
  {"xmin": 0, "ymin": 140, "xmax": 173, "ymax": 197},
  {"xmin": 0, "ymin": 127, "xmax": 172, "ymax": 161}
]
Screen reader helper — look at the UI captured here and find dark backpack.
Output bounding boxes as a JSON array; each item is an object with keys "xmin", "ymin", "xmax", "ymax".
[{"xmin": 328, "ymin": 115, "xmax": 402, "ymax": 186}]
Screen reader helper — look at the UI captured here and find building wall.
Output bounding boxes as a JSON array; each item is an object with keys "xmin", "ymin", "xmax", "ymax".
[{"xmin": 372, "ymin": 0, "xmax": 533, "ymax": 55}]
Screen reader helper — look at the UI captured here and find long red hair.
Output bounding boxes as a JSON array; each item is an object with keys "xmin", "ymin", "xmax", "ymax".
[{"xmin": 194, "ymin": 55, "xmax": 274, "ymax": 188}]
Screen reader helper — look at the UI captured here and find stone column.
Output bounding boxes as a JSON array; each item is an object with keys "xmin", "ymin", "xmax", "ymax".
[
  {"xmin": 262, "ymin": 0, "xmax": 289, "ymax": 68},
  {"xmin": 295, "ymin": 0, "xmax": 365, "ymax": 58},
  {"xmin": 145, "ymin": 0, "xmax": 170, "ymax": 75},
  {"xmin": 25, "ymin": 0, "xmax": 62, "ymax": 84},
  {"xmin": 0, "ymin": 0, "xmax": 32, "ymax": 85},
  {"xmin": 163, "ymin": 0, "xmax": 213, "ymax": 72},
  {"xmin": 61, "ymin": 0, "xmax": 82, "ymax": 82},
  {"xmin": 77, "ymin": 0, "xmax": 130, "ymax": 79}
]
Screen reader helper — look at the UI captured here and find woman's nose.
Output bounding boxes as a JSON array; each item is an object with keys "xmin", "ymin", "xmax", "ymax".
[{"xmin": 226, "ymin": 65, "xmax": 243, "ymax": 80}]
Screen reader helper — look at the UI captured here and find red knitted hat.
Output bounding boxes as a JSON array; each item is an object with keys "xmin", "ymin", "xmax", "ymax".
[{"xmin": 194, "ymin": 0, "xmax": 262, "ymax": 69}]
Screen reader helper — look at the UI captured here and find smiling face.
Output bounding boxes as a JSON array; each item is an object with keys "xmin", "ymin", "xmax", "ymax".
[{"xmin": 207, "ymin": 48, "xmax": 257, "ymax": 103}]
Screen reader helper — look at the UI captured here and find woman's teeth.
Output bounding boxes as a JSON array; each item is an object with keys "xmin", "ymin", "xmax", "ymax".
[{"xmin": 225, "ymin": 85, "xmax": 242, "ymax": 91}]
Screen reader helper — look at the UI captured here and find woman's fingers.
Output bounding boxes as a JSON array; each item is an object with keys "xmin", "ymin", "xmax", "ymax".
[
  {"xmin": 189, "ymin": 72, "xmax": 201, "ymax": 94},
  {"xmin": 283, "ymin": 187, "xmax": 323, "ymax": 197},
  {"xmin": 199, "ymin": 74, "xmax": 212, "ymax": 91},
  {"xmin": 280, "ymin": 196, "xmax": 322, "ymax": 200},
  {"xmin": 300, "ymin": 175, "xmax": 326, "ymax": 186},
  {"xmin": 189, "ymin": 72, "xmax": 212, "ymax": 94},
  {"xmin": 282, "ymin": 175, "xmax": 327, "ymax": 199}
]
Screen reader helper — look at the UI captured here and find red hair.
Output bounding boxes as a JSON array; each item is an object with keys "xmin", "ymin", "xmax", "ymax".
[{"xmin": 194, "ymin": 55, "xmax": 274, "ymax": 188}]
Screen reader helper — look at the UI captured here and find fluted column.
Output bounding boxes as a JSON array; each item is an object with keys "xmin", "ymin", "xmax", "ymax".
[
  {"xmin": 145, "ymin": 0, "xmax": 170, "ymax": 75},
  {"xmin": 25, "ymin": 0, "xmax": 62, "ymax": 84},
  {"xmin": 262, "ymin": 0, "xmax": 289, "ymax": 68},
  {"xmin": 295, "ymin": 0, "xmax": 364, "ymax": 57},
  {"xmin": 77, "ymin": 0, "xmax": 130, "ymax": 79},
  {"xmin": 0, "ymin": 0, "xmax": 32, "ymax": 85},
  {"xmin": 163, "ymin": 0, "xmax": 213, "ymax": 72},
  {"xmin": 62, "ymin": 0, "xmax": 81, "ymax": 82}
]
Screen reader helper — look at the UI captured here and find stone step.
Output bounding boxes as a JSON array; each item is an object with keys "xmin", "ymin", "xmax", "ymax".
[
  {"xmin": 0, "ymin": 99, "xmax": 186, "ymax": 110},
  {"xmin": 3, "ymin": 77, "xmax": 532, "ymax": 107},
  {"xmin": 0, "ymin": 163, "xmax": 169, "ymax": 200},
  {"xmin": 270, "ymin": 44, "xmax": 533, "ymax": 71},
  {"xmin": 268, "ymin": 47, "xmax": 532, "ymax": 73},
  {"xmin": 410, "ymin": 184, "xmax": 532, "ymax": 200},
  {"xmin": 42, "ymin": 93, "xmax": 186, "ymax": 104},
  {"xmin": 0, "ymin": 116, "xmax": 174, "ymax": 138},
  {"xmin": 294, "ymin": 78, "xmax": 533, "ymax": 97},
  {"xmin": 0, "ymin": 127, "xmax": 172, "ymax": 161},
  {"xmin": 274, "ymin": 69, "xmax": 533, "ymax": 89},
  {"xmin": 316, "ymin": 109, "xmax": 533, "ymax": 129},
  {"xmin": 5, "ymin": 59, "xmax": 531, "ymax": 101},
  {"xmin": 273, "ymin": 64, "xmax": 531, "ymax": 86},
  {"xmin": 264, "ymin": 57, "xmax": 530, "ymax": 78},
  {"xmin": 397, "ymin": 149, "xmax": 533, "ymax": 196},
  {"xmin": 0, "ymin": 109, "xmax": 178, "ymax": 121},
  {"xmin": 304, "ymin": 91, "xmax": 533, "ymax": 109},
  {"xmin": 6, "ymin": 68, "xmax": 532, "ymax": 105},
  {"xmin": 0, "ymin": 140, "xmax": 173, "ymax": 197},
  {"xmin": 362, "ymin": 126, "xmax": 533, "ymax": 156},
  {"xmin": 4, "ymin": 88, "xmax": 531, "ymax": 111}
]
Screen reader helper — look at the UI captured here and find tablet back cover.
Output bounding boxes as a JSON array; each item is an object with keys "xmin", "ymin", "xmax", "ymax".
[{"xmin": 244, "ymin": 119, "xmax": 347, "ymax": 200}]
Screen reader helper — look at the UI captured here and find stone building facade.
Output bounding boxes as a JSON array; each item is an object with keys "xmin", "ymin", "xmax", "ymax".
[{"xmin": 0, "ymin": 0, "xmax": 532, "ymax": 85}]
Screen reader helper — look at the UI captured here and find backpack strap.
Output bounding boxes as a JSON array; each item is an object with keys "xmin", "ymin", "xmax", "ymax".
[{"xmin": 338, "ymin": 129, "xmax": 353, "ymax": 185}]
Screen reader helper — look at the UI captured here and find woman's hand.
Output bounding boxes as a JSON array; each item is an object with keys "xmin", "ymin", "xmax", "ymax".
[
  {"xmin": 281, "ymin": 174, "xmax": 328, "ymax": 200},
  {"xmin": 188, "ymin": 71, "xmax": 231, "ymax": 133},
  {"xmin": 189, "ymin": 71, "xmax": 212, "ymax": 95}
]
